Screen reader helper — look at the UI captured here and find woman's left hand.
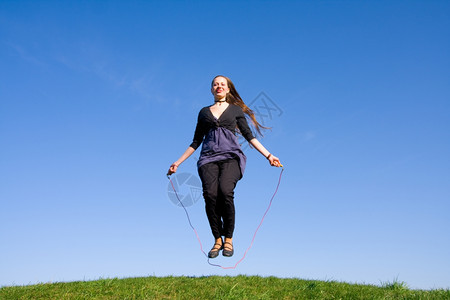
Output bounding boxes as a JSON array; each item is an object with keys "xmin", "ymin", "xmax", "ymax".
[{"xmin": 268, "ymin": 154, "xmax": 282, "ymax": 167}]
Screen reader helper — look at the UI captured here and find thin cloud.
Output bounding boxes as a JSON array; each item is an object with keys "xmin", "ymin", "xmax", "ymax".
[
  {"xmin": 4, "ymin": 41, "xmax": 46, "ymax": 67},
  {"xmin": 303, "ymin": 130, "xmax": 317, "ymax": 142},
  {"xmin": 54, "ymin": 44, "xmax": 165, "ymax": 105}
]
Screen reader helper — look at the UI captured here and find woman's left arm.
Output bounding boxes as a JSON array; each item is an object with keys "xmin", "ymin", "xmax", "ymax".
[{"xmin": 249, "ymin": 138, "xmax": 282, "ymax": 167}]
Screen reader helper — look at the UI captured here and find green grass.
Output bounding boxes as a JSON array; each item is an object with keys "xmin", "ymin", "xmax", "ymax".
[{"xmin": 1, "ymin": 276, "xmax": 449, "ymax": 299}]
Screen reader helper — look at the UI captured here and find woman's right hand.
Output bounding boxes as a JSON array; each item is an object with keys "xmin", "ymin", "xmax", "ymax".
[{"xmin": 167, "ymin": 163, "xmax": 179, "ymax": 176}]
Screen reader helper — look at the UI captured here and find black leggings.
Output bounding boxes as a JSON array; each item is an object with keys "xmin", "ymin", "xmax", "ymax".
[{"xmin": 198, "ymin": 158, "xmax": 241, "ymax": 239}]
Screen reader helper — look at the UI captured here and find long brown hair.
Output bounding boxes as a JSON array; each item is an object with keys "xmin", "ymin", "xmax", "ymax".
[{"xmin": 212, "ymin": 75, "xmax": 269, "ymax": 137}]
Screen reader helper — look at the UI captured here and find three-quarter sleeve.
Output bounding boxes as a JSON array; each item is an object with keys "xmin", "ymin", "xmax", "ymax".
[
  {"xmin": 236, "ymin": 107, "xmax": 255, "ymax": 142},
  {"xmin": 189, "ymin": 109, "xmax": 207, "ymax": 150}
]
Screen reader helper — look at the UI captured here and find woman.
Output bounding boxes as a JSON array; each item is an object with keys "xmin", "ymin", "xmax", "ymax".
[{"xmin": 167, "ymin": 75, "xmax": 281, "ymax": 258}]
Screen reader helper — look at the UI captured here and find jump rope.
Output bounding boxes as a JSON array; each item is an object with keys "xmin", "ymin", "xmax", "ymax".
[{"xmin": 167, "ymin": 164, "xmax": 284, "ymax": 269}]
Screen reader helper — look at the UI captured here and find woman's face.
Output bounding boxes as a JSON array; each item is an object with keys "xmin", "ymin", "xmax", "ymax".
[{"xmin": 211, "ymin": 76, "xmax": 229, "ymax": 99}]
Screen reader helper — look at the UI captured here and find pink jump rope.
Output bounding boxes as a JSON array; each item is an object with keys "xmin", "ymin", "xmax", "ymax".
[{"xmin": 167, "ymin": 163, "xmax": 284, "ymax": 269}]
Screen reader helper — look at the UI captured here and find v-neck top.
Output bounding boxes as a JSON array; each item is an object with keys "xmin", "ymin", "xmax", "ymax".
[{"xmin": 190, "ymin": 104, "xmax": 255, "ymax": 178}]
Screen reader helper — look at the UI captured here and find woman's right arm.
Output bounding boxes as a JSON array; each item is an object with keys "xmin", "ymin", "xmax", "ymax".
[
  {"xmin": 167, "ymin": 109, "xmax": 206, "ymax": 176},
  {"xmin": 167, "ymin": 146, "xmax": 196, "ymax": 176}
]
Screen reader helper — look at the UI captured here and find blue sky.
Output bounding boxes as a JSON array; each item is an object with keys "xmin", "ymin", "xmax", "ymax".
[{"xmin": 1, "ymin": 0, "xmax": 449, "ymax": 290}]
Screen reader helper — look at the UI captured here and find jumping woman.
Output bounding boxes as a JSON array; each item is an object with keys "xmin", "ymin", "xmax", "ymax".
[{"xmin": 167, "ymin": 75, "xmax": 282, "ymax": 258}]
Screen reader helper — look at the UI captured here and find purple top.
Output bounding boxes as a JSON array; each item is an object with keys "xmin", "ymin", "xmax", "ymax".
[
  {"xmin": 198, "ymin": 126, "xmax": 247, "ymax": 177},
  {"xmin": 190, "ymin": 104, "xmax": 255, "ymax": 178}
]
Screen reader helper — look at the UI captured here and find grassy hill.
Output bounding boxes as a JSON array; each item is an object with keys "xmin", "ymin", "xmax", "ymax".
[{"xmin": 1, "ymin": 275, "xmax": 449, "ymax": 299}]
